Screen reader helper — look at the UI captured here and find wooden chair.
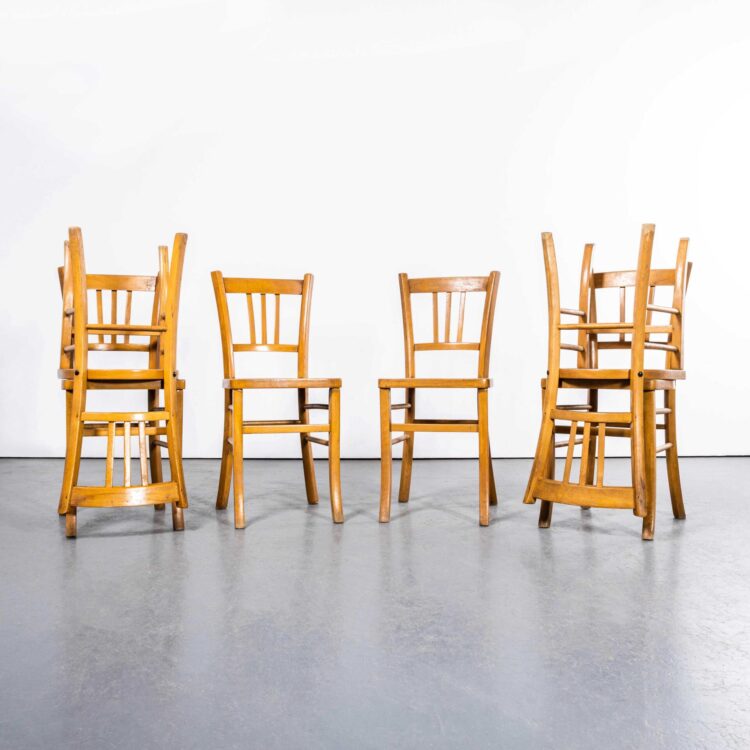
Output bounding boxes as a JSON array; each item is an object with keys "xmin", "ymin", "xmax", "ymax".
[
  {"xmin": 57, "ymin": 228, "xmax": 187, "ymax": 537},
  {"xmin": 212, "ymin": 272, "xmax": 343, "ymax": 529},
  {"xmin": 57, "ymin": 245, "xmax": 187, "ymax": 515},
  {"xmin": 524, "ymin": 224, "xmax": 689, "ymax": 539},
  {"xmin": 378, "ymin": 272, "xmax": 501, "ymax": 526}
]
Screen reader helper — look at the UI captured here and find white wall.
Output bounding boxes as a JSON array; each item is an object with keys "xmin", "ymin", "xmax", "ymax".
[{"xmin": 2, "ymin": 0, "xmax": 749, "ymax": 458}]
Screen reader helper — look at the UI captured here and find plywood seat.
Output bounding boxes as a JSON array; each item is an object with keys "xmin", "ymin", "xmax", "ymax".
[
  {"xmin": 558, "ymin": 368, "xmax": 684, "ymax": 380},
  {"xmin": 378, "ymin": 377, "xmax": 491, "ymax": 389},
  {"xmin": 60, "ymin": 367, "xmax": 184, "ymax": 380},
  {"xmin": 222, "ymin": 377, "xmax": 341, "ymax": 389},
  {"xmin": 59, "ymin": 368, "xmax": 172, "ymax": 380},
  {"xmin": 541, "ymin": 368, "xmax": 685, "ymax": 390},
  {"xmin": 61, "ymin": 377, "xmax": 186, "ymax": 391}
]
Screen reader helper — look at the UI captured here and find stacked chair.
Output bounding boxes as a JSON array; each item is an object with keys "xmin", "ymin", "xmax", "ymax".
[
  {"xmin": 57, "ymin": 228, "xmax": 187, "ymax": 537},
  {"xmin": 378, "ymin": 272, "xmax": 501, "ymax": 526},
  {"xmin": 211, "ymin": 272, "xmax": 343, "ymax": 529},
  {"xmin": 524, "ymin": 224, "xmax": 690, "ymax": 539}
]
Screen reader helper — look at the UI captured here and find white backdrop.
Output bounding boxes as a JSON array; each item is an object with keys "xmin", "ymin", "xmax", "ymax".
[{"xmin": 2, "ymin": 0, "xmax": 749, "ymax": 458}]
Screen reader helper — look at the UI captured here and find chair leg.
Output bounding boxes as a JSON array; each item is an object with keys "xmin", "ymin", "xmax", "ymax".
[
  {"xmin": 488, "ymin": 439, "xmax": 498, "ymax": 506},
  {"xmin": 642, "ymin": 389, "xmax": 657, "ymax": 541},
  {"xmin": 173, "ymin": 388, "xmax": 187, "ymax": 508},
  {"xmin": 631, "ymin": 388, "xmax": 648, "ymax": 519},
  {"xmin": 232, "ymin": 389, "xmax": 246, "ymax": 529},
  {"xmin": 171, "ymin": 503, "xmax": 184, "ymax": 531},
  {"xmin": 328, "ymin": 387, "xmax": 344, "ymax": 523},
  {"xmin": 165, "ymin": 416, "xmax": 188, "ymax": 513},
  {"xmin": 538, "ymin": 430, "xmax": 555, "ymax": 528},
  {"xmin": 176, "ymin": 387, "xmax": 184, "ymax": 459},
  {"xmin": 538, "ymin": 501, "xmax": 553, "ymax": 528},
  {"xmin": 664, "ymin": 389, "xmax": 686, "ymax": 520},
  {"xmin": 584, "ymin": 389, "xmax": 598, "ymax": 485},
  {"xmin": 378, "ymin": 387, "xmax": 393, "ymax": 523},
  {"xmin": 148, "ymin": 389, "xmax": 165, "ymax": 512},
  {"xmin": 580, "ymin": 389, "xmax": 597, "ymax": 512},
  {"xmin": 59, "ymin": 389, "xmax": 84, "ymax": 516},
  {"xmin": 537, "ymin": 387, "xmax": 554, "ymax": 528},
  {"xmin": 216, "ymin": 391, "xmax": 232, "ymax": 510},
  {"xmin": 525, "ymin": 382, "xmax": 555, "ymax": 506},
  {"xmin": 398, "ymin": 388, "xmax": 415, "ymax": 503},
  {"xmin": 58, "ymin": 390, "xmax": 73, "ymax": 515},
  {"xmin": 65, "ymin": 506, "xmax": 77, "ymax": 538},
  {"xmin": 298, "ymin": 389, "xmax": 319, "ymax": 505},
  {"xmin": 397, "ymin": 435, "xmax": 415, "ymax": 503},
  {"xmin": 478, "ymin": 388, "xmax": 490, "ymax": 527},
  {"xmin": 165, "ymin": 415, "xmax": 187, "ymax": 530}
]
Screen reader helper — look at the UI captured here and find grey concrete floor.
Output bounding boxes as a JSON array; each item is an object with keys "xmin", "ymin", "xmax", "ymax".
[{"xmin": 1, "ymin": 457, "xmax": 749, "ymax": 749}]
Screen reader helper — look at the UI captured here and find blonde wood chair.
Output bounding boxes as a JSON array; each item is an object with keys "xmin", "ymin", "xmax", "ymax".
[
  {"xmin": 212, "ymin": 272, "xmax": 343, "ymax": 529},
  {"xmin": 57, "ymin": 228, "xmax": 187, "ymax": 537},
  {"xmin": 378, "ymin": 272, "xmax": 500, "ymax": 526},
  {"xmin": 57, "ymin": 246, "xmax": 187, "ymax": 514},
  {"xmin": 524, "ymin": 224, "xmax": 688, "ymax": 539}
]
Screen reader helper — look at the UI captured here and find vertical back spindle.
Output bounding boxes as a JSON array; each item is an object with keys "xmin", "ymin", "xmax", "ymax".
[
  {"xmin": 261, "ymin": 293, "xmax": 268, "ymax": 344},
  {"xmin": 123, "ymin": 422, "xmax": 131, "ymax": 487},
  {"xmin": 124, "ymin": 290, "xmax": 132, "ymax": 343},
  {"xmin": 432, "ymin": 293, "xmax": 439, "ymax": 343},
  {"xmin": 444, "ymin": 293, "xmax": 452, "ymax": 343},
  {"xmin": 138, "ymin": 422, "xmax": 148, "ymax": 486},
  {"xmin": 578, "ymin": 422, "xmax": 592, "ymax": 485},
  {"xmin": 246, "ymin": 294, "xmax": 256, "ymax": 344},
  {"xmin": 619, "ymin": 287, "xmax": 626, "ymax": 342},
  {"xmin": 110, "ymin": 290, "xmax": 117, "ymax": 343},
  {"xmin": 457, "ymin": 292, "xmax": 466, "ymax": 342},
  {"xmin": 105, "ymin": 422, "xmax": 115, "ymax": 487},
  {"xmin": 96, "ymin": 289, "xmax": 104, "ymax": 343},
  {"xmin": 596, "ymin": 423, "xmax": 606, "ymax": 486},
  {"xmin": 274, "ymin": 294, "xmax": 280, "ymax": 345},
  {"xmin": 563, "ymin": 422, "xmax": 578, "ymax": 484}
]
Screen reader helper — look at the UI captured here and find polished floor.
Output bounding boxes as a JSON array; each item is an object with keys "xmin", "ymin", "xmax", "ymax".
[{"xmin": 1, "ymin": 457, "xmax": 748, "ymax": 749}]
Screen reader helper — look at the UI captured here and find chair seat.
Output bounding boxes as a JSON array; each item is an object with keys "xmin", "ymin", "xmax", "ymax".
[
  {"xmin": 59, "ymin": 368, "xmax": 185, "ymax": 391},
  {"xmin": 223, "ymin": 377, "xmax": 341, "ymax": 389},
  {"xmin": 542, "ymin": 368, "xmax": 685, "ymax": 390},
  {"xmin": 561, "ymin": 368, "xmax": 685, "ymax": 380},
  {"xmin": 379, "ymin": 377, "xmax": 491, "ymax": 389},
  {"xmin": 59, "ymin": 368, "xmax": 180, "ymax": 380}
]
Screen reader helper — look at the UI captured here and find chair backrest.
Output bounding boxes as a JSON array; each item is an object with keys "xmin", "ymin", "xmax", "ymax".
[
  {"xmin": 584, "ymin": 238, "xmax": 690, "ymax": 370},
  {"xmin": 161, "ymin": 235, "xmax": 187, "ymax": 376},
  {"xmin": 61, "ymin": 228, "xmax": 89, "ymax": 376},
  {"xmin": 59, "ymin": 256, "xmax": 166, "ymax": 359},
  {"xmin": 397, "ymin": 272, "xmax": 500, "ymax": 378},
  {"xmin": 60, "ymin": 228, "xmax": 186, "ymax": 375},
  {"xmin": 211, "ymin": 273, "xmax": 314, "ymax": 379},
  {"xmin": 543, "ymin": 224, "xmax": 656, "ymax": 384}
]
